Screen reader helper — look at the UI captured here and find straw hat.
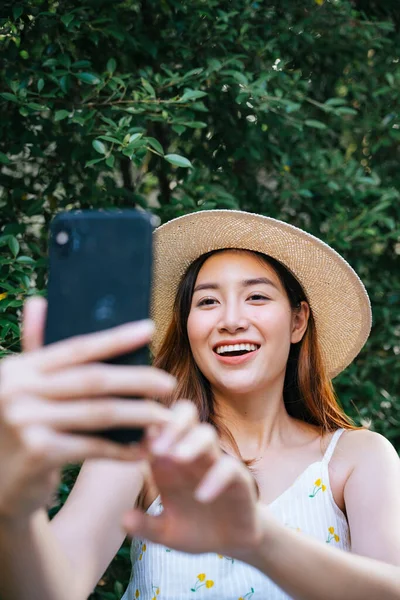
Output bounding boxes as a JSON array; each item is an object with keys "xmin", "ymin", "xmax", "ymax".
[{"xmin": 152, "ymin": 210, "xmax": 371, "ymax": 379}]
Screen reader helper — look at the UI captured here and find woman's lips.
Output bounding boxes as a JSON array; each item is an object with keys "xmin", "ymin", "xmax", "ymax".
[{"xmin": 214, "ymin": 347, "xmax": 259, "ymax": 365}]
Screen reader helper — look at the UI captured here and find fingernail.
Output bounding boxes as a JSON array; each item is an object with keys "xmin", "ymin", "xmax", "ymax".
[
  {"xmin": 172, "ymin": 444, "xmax": 193, "ymax": 459},
  {"xmin": 194, "ymin": 484, "xmax": 213, "ymax": 503}
]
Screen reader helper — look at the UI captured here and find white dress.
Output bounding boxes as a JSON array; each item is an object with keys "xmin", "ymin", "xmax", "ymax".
[{"xmin": 122, "ymin": 429, "xmax": 350, "ymax": 600}]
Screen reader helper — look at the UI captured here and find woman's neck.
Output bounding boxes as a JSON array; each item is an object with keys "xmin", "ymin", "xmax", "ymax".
[{"xmin": 212, "ymin": 381, "xmax": 300, "ymax": 459}]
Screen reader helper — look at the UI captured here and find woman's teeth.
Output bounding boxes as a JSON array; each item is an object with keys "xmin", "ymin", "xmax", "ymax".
[{"xmin": 215, "ymin": 343, "xmax": 258, "ymax": 355}]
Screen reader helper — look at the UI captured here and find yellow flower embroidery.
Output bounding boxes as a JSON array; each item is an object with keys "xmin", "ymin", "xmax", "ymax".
[
  {"xmin": 191, "ymin": 573, "xmax": 214, "ymax": 592},
  {"xmin": 139, "ymin": 541, "xmax": 147, "ymax": 560},
  {"xmin": 326, "ymin": 526, "xmax": 340, "ymax": 544},
  {"xmin": 151, "ymin": 584, "xmax": 160, "ymax": 599},
  {"xmin": 135, "ymin": 590, "xmax": 140, "ymax": 599},
  {"xmin": 309, "ymin": 478, "xmax": 327, "ymax": 498}
]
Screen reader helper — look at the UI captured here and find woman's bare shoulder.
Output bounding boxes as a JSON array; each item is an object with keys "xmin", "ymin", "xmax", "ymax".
[{"xmin": 337, "ymin": 428, "xmax": 399, "ymax": 470}]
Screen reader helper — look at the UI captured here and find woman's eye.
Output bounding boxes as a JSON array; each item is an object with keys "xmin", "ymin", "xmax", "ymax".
[
  {"xmin": 197, "ymin": 297, "xmax": 218, "ymax": 306},
  {"xmin": 248, "ymin": 294, "xmax": 269, "ymax": 301}
]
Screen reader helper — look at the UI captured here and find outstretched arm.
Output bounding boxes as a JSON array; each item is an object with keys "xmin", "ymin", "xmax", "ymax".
[{"xmin": 124, "ymin": 406, "xmax": 400, "ymax": 600}]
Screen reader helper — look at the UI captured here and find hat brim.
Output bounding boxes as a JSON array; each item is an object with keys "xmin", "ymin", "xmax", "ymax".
[{"xmin": 151, "ymin": 210, "xmax": 371, "ymax": 379}]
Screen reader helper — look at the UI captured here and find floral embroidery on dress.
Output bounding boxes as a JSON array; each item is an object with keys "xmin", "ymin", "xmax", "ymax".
[
  {"xmin": 138, "ymin": 542, "xmax": 147, "ymax": 560},
  {"xmin": 326, "ymin": 526, "xmax": 340, "ymax": 544},
  {"xmin": 217, "ymin": 554, "xmax": 235, "ymax": 563},
  {"xmin": 191, "ymin": 573, "xmax": 215, "ymax": 592},
  {"xmin": 309, "ymin": 478, "xmax": 327, "ymax": 498},
  {"xmin": 151, "ymin": 584, "xmax": 160, "ymax": 599},
  {"xmin": 134, "ymin": 590, "xmax": 140, "ymax": 598},
  {"xmin": 238, "ymin": 588, "xmax": 255, "ymax": 599}
]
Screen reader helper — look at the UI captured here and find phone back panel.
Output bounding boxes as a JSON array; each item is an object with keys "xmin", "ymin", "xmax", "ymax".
[{"xmin": 45, "ymin": 210, "xmax": 153, "ymax": 443}]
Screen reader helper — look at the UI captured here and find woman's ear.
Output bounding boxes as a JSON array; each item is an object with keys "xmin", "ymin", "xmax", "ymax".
[{"xmin": 291, "ymin": 301, "xmax": 310, "ymax": 344}]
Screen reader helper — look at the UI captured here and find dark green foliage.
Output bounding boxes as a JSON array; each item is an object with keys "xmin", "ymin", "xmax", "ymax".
[{"xmin": 1, "ymin": 1, "xmax": 399, "ymax": 597}]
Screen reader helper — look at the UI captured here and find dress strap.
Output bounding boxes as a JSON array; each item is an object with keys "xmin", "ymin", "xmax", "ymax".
[{"xmin": 322, "ymin": 428, "xmax": 345, "ymax": 465}]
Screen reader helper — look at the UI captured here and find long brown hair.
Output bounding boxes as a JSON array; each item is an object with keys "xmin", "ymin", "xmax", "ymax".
[{"xmin": 154, "ymin": 249, "xmax": 358, "ymax": 457}]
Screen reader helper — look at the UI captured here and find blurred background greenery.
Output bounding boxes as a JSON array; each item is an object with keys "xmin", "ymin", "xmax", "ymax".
[{"xmin": 0, "ymin": 0, "xmax": 399, "ymax": 597}]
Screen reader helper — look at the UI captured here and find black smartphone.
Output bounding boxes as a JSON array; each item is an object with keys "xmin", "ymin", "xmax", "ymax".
[{"xmin": 44, "ymin": 209, "xmax": 154, "ymax": 444}]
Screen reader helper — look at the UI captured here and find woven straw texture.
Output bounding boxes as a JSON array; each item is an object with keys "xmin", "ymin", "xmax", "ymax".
[{"xmin": 151, "ymin": 210, "xmax": 372, "ymax": 379}]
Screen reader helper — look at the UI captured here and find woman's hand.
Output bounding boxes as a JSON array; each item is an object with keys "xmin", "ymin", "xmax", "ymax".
[
  {"xmin": 122, "ymin": 401, "xmax": 265, "ymax": 559},
  {"xmin": 0, "ymin": 297, "xmax": 176, "ymax": 523}
]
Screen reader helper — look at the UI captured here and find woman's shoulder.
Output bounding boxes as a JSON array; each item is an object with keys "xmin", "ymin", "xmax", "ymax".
[{"xmin": 336, "ymin": 428, "xmax": 399, "ymax": 471}]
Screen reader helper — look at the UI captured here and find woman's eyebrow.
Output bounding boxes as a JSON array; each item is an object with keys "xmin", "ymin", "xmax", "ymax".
[
  {"xmin": 193, "ymin": 277, "xmax": 278, "ymax": 293},
  {"xmin": 243, "ymin": 277, "xmax": 279, "ymax": 289}
]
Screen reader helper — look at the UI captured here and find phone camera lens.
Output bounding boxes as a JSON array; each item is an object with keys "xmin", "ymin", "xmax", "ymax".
[{"xmin": 56, "ymin": 231, "xmax": 70, "ymax": 246}]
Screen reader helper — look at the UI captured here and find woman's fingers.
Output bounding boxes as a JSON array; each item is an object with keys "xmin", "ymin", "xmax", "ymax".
[
  {"xmin": 18, "ymin": 364, "xmax": 176, "ymax": 400},
  {"xmin": 194, "ymin": 454, "xmax": 250, "ymax": 503},
  {"xmin": 4, "ymin": 399, "xmax": 172, "ymax": 431},
  {"xmin": 19, "ymin": 425, "xmax": 147, "ymax": 468},
  {"xmin": 31, "ymin": 319, "xmax": 156, "ymax": 372},
  {"xmin": 170, "ymin": 423, "xmax": 220, "ymax": 462},
  {"xmin": 150, "ymin": 400, "xmax": 198, "ymax": 455},
  {"xmin": 22, "ymin": 296, "xmax": 47, "ymax": 352},
  {"xmin": 122, "ymin": 508, "xmax": 165, "ymax": 543}
]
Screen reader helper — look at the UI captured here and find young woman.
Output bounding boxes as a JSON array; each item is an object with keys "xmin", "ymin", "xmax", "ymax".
[{"xmin": 0, "ymin": 210, "xmax": 399, "ymax": 600}]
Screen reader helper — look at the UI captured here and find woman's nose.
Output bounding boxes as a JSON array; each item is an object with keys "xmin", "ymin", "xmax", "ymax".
[{"xmin": 217, "ymin": 303, "xmax": 249, "ymax": 334}]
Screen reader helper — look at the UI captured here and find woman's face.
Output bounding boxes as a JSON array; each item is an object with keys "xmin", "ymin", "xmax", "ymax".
[{"xmin": 187, "ymin": 250, "xmax": 309, "ymax": 397}]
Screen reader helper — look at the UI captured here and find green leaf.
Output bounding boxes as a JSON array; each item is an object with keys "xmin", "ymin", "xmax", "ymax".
[
  {"xmin": 165, "ymin": 154, "xmax": 192, "ymax": 168},
  {"xmin": 76, "ymin": 72, "xmax": 101, "ymax": 85},
  {"xmin": 182, "ymin": 121, "xmax": 207, "ymax": 129},
  {"xmin": 92, "ymin": 140, "xmax": 107, "ymax": 154},
  {"xmin": 106, "ymin": 155, "xmax": 115, "ymax": 168},
  {"xmin": 129, "ymin": 133, "xmax": 143, "ymax": 143},
  {"xmin": 385, "ymin": 73, "xmax": 394, "ymax": 86},
  {"xmin": 305, "ymin": 119, "xmax": 327, "ymax": 130},
  {"xmin": 61, "ymin": 13, "xmax": 74, "ymax": 28},
  {"xmin": 98, "ymin": 135, "xmax": 121, "ymax": 144},
  {"xmin": 180, "ymin": 89, "xmax": 208, "ymax": 102},
  {"xmin": 325, "ymin": 98, "xmax": 347, "ymax": 106},
  {"xmin": 172, "ymin": 125, "xmax": 186, "ymax": 135},
  {"xmin": 16, "ymin": 256, "xmax": 35, "ymax": 264},
  {"xmin": 27, "ymin": 103, "xmax": 46, "ymax": 111},
  {"xmin": 55, "ymin": 110, "xmax": 70, "ymax": 122},
  {"xmin": 37, "ymin": 78, "xmax": 44, "ymax": 93},
  {"xmin": 13, "ymin": 5, "xmax": 23, "ymax": 19},
  {"xmin": 59, "ymin": 75, "xmax": 70, "ymax": 94},
  {"xmin": 1, "ymin": 93, "xmax": 19, "ymax": 103},
  {"xmin": 72, "ymin": 60, "xmax": 92, "ymax": 69},
  {"xmin": 0, "ymin": 152, "xmax": 11, "ymax": 165},
  {"xmin": 8, "ymin": 237, "xmax": 19, "ymax": 258},
  {"xmin": 42, "ymin": 58, "xmax": 58, "ymax": 68},
  {"xmin": 85, "ymin": 158, "xmax": 105, "ymax": 167},
  {"xmin": 335, "ymin": 107, "xmax": 358, "ymax": 116},
  {"xmin": 146, "ymin": 137, "xmax": 164, "ymax": 155},
  {"xmin": 107, "ymin": 58, "xmax": 117, "ymax": 74},
  {"xmin": 141, "ymin": 78, "xmax": 156, "ymax": 97}
]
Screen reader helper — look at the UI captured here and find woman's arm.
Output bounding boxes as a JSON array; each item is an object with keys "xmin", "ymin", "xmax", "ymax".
[
  {"xmin": 237, "ymin": 430, "xmax": 400, "ymax": 600},
  {"xmin": 244, "ymin": 507, "xmax": 400, "ymax": 600},
  {"xmin": 0, "ymin": 459, "xmax": 146, "ymax": 600}
]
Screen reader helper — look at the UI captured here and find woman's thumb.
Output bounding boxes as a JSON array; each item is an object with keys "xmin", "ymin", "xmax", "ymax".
[
  {"xmin": 22, "ymin": 296, "xmax": 47, "ymax": 352},
  {"xmin": 122, "ymin": 509, "xmax": 165, "ymax": 544}
]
